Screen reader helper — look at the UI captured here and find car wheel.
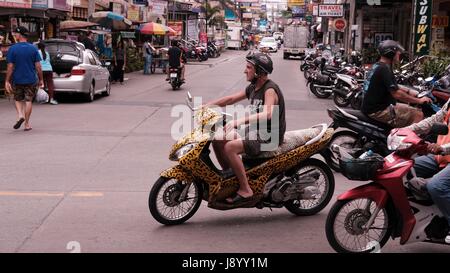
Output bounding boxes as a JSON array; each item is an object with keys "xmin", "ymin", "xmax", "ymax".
[
  {"xmin": 102, "ymin": 79, "xmax": 111, "ymax": 97},
  {"xmin": 85, "ymin": 82, "xmax": 95, "ymax": 102}
]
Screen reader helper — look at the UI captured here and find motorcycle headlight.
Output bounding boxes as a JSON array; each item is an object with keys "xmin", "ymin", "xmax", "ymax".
[
  {"xmin": 172, "ymin": 143, "xmax": 197, "ymax": 161},
  {"xmin": 387, "ymin": 134, "xmax": 412, "ymax": 151}
]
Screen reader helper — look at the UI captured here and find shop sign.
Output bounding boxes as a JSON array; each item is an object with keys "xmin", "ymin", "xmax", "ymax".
[
  {"xmin": 318, "ymin": 4, "xmax": 344, "ymax": 17},
  {"xmin": 133, "ymin": 0, "xmax": 147, "ymax": 5},
  {"xmin": 187, "ymin": 20, "xmax": 198, "ymax": 41},
  {"xmin": 151, "ymin": 0, "xmax": 167, "ymax": 16},
  {"xmin": 32, "ymin": 0, "xmax": 48, "ymax": 8},
  {"xmin": 243, "ymin": 13, "xmax": 253, "ymax": 19},
  {"xmin": 292, "ymin": 6, "xmax": 306, "ymax": 18},
  {"xmin": 374, "ymin": 33, "xmax": 393, "ymax": 46},
  {"xmin": 432, "ymin": 15, "xmax": 449, "ymax": 28},
  {"xmin": 168, "ymin": 21, "xmax": 183, "ymax": 36},
  {"xmin": 51, "ymin": 0, "xmax": 69, "ymax": 11},
  {"xmin": 168, "ymin": 1, "xmax": 192, "ymax": 12},
  {"xmin": 0, "ymin": 0, "xmax": 32, "ymax": 8},
  {"xmin": 333, "ymin": 18, "xmax": 347, "ymax": 32},
  {"xmin": 127, "ymin": 5, "xmax": 140, "ymax": 22},
  {"xmin": 288, "ymin": 0, "xmax": 305, "ymax": 7},
  {"xmin": 413, "ymin": 0, "xmax": 432, "ymax": 56},
  {"xmin": 112, "ymin": 3, "xmax": 122, "ymax": 14},
  {"xmin": 312, "ymin": 5, "xmax": 318, "ymax": 16},
  {"xmin": 323, "ymin": 0, "xmax": 336, "ymax": 3}
]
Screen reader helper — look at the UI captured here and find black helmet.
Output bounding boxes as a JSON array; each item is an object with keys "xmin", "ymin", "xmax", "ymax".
[
  {"xmin": 378, "ymin": 40, "xmax": 405, "ymax": 59},
  {"xmin": 246, "ymin": 52, "xmax": 273, "ymax": 75}
]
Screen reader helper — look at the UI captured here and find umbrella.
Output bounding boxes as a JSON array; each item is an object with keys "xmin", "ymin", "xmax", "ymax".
[
  {"xmin": 60, "ymin": 20, "xmax": 99, "ymax": 30},
  {"xmin": 138, "ymin": 22, "xmax": 177, "ymax": 36},
  {"xmin": 89, "ymin": 11, "xmax": 132, "ymax": 30}
]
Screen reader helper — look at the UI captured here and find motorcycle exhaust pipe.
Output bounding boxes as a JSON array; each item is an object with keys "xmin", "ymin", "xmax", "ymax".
[{"xmin": 333, "ymin": 88, "xmax": 350, "ymax": 96}]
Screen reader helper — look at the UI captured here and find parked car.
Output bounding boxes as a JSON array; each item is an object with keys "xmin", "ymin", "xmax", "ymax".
[
  {"xmin": 42, "ymin": 39, "xmax": 111, "ymax": 102},
  {"xmin": 258, "ymin": 37, "xmax": 278, "ymax": 52}
]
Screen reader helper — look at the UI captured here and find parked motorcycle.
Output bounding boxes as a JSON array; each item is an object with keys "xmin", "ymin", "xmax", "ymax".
[
  {"xmin": 148, "ymin": 93, "xmax": 336, "ymax": 225},
  {"xmin": 207, "ymin": 41, "xmax": 220, "ymax": 58},
  {"xmin": 325, "ymin": 125, "xmax": 450, "ymax": 252},
  {"xmin": 332, "ymin": 74, "xmax": 363, "ymax": 107}
]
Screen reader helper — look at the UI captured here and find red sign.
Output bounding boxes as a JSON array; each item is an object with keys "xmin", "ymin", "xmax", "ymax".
[
  {"xmin": 168, "ymin": 21, "xmax": 183, "ymax": 36},
  {"xmin": 199, "ymin": 32, "xmax": 207, "ymax": 43},
  {"xmin": 333, "ymin": 18, "xmax": 347, "ymax": 31}
]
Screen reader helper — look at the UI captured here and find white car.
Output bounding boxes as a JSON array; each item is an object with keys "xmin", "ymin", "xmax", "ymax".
[{"xmin": 258, "ymin": 37, "xmax": 278, "ymax": 52}]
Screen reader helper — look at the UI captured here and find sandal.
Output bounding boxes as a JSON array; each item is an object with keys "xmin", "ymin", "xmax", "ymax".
[
  {"xmin": 226, "ymin": 193, "xmax": 254, "ymax": 204},
  {"xmin": 13, "ymin": 118, "xmax": 25, "ymax": 130}
]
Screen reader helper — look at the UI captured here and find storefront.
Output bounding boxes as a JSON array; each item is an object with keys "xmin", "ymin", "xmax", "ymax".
[
  {"xmin": 168, "ymin": 1, "xmax": 199, "ymax": 39},
  {"xmin": 432, "ymin": 0, "xmax": 450, "ymax": 54}
]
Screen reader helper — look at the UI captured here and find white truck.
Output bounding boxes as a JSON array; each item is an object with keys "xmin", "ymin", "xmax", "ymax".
[
  {"xmin": 225, "ymin": 22, "xmax": 242, "ymax": 49},
  {"xmin": 283, "ymin": 25, "xmax": 309, "ymax": 59}
]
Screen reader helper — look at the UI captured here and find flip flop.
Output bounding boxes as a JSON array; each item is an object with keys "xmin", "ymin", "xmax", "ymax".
[
  {"xmin": 24, "ymin": 127, "xmax": 32, "ymax": 131},
  {"xmin": 13, "ymin": 118, "xmax": 25, "ymax": 129},
  {"xmin": 226, "ymin": 193, "xmax": 254, "ymax": 204}
]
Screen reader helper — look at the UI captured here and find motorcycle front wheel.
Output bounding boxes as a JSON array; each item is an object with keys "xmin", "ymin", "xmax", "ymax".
[
  {"xmin": 325, "ymin": 198, "xmax": 392, "ymax": 253},
  {"xmin": 149, "ymin": 177, "xmax": 203, "ymax": 225},
  {"xmin": 333, "ymin": 93, "xmax": 350, "ymax": 107},
  {"xmin": 309, "ymin": 82, "xmax": 332, "ymax": 98},
  {"xmin": 284, "ymin": 158, "xmax": 335, "ymax": 216}
]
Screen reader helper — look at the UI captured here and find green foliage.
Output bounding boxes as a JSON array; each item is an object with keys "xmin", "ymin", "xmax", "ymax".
[
  {"xmin": 418, "ymin": 50, "xmax": 450, "ymax": 77},
  {"xmin": 361, "ymin": 48, "xmax": 379, "ymax": 64},
  {"xmin": 125, "ymin": 47, "xmax": 144, "ymax": 73}
]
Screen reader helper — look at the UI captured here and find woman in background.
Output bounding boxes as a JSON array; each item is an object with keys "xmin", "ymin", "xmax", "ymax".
[{"xmin": 37, "ymin": 42, "xmax": 58, "ymax": 105}]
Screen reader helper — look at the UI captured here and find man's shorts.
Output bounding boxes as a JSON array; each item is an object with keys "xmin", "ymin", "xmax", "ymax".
[
  {"xmin": 13, "ymin": 84, "xmax": 38, "ymax": 102},
  {"xmin": 242, "ymin": 129, "xmax": 272, "ymax": 157},
  {"xmin": 368, "ymin": 103, "xmax": 420, "ymax": 128}
]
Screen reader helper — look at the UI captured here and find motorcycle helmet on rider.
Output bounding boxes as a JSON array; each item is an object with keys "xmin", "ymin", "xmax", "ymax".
[
  {"xmin": 378, "ymin": 40, "xmax": 405, "ymax": 60},
  {"xmin": 246, "ymin": 52, "xmax": 273, "ymax": 83}
]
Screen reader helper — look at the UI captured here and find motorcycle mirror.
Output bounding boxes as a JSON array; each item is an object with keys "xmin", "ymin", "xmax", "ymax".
[
  {"xmin": 425, "ymin": 77, "xmax": 434, "ymax": 82},
  {"xmin": 430, "ymin": 123, "xmax": 449, "ymax": 136}
]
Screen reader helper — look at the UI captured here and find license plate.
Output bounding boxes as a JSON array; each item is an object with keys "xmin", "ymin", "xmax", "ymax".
[{"xmin": 170, "ymin": 73, "xmax": 177, "ymax": 77}]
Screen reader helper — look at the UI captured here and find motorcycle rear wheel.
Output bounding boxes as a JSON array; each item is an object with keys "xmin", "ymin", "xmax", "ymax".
[
  {"xmin": 284, "ymin": 158, "xmax": 335, "ymax": 216},
  {"xmin": 149, "ymin": 177, "xmax": 203, "ymax": 225},
  {"xmin": 350, "ymin": 94, "xmax": 363, "ymax": 110},
  {"xmin": 325, "ymin": 198, "xmax": 392, "ymax": 253}
]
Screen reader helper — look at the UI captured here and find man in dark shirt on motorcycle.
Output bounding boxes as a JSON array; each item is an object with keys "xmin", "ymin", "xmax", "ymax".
[
  {"xmin": 361, "ymin": 40, "xmax": 431, "ymax": 127},
  {"xmin": 406, "ymin": 100, "xmax": 450, "ymax": 244},
  {"xmin": 167, "ymin": 40, "xmax": 185, "ymax": 82},
  {"xmin": 203, "ymin": 52, "xmax": 286, "ymax": 205}
]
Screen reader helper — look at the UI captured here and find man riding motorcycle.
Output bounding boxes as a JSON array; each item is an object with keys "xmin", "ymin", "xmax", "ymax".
[
  {"xmin": 406, "ymin": 99, "xmax": 450, "ymax": 244},
  {"xmin": 166, "ymin": 40, "xmax": 185, "ymax": 82},
  {"xmin": 361, "ymin": 40, "xmax": 431, "ymax": 127},
  {"xmin": 203, "ymin": 52, "xmax": 286, "ymax": 205}
]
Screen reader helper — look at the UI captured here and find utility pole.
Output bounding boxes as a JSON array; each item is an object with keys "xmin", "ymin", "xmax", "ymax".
[
  {"xmin": 346, "ymin": 0, "xmax": 355, "ymax": 53},
  {"xmin": 88, "ymin": 0, "xmax": 95, "ymax": 21}
]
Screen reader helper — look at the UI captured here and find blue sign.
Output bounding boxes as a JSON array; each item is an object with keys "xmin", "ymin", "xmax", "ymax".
[
  {"xmin": 225, "ymin": 8, "xmax": 236, "ymax": 20},
  {"xmin": 133, "ymin": 0, "xmax": 147, "ymax": 5},
  {"xmin": 292, "ymin": 6, "xmax": 306, "ymax": 18}
]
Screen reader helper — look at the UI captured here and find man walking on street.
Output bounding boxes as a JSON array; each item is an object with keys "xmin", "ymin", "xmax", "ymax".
[{"xmin": 4, "ymin": 26, "xmax": 43, "ymax": 131}]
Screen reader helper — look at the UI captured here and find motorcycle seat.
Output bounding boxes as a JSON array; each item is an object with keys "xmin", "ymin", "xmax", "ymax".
[
  {"xmin": 343, "ymin": 109, "xmax": 392, "ymax": 130},
  {"xmin": 243, "ymin": 124, "xmax": 328, "ymax": 159}
]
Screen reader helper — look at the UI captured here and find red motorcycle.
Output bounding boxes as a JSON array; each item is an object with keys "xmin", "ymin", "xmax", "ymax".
[{"xmin": 325, "ymin": 125, "xmax": 450, "ymax": 252}]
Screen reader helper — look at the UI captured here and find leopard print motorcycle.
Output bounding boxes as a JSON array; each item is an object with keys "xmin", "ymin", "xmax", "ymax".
[{"xmin": 148, "ymin": 95, "xmax": 335, "ymax": 225}]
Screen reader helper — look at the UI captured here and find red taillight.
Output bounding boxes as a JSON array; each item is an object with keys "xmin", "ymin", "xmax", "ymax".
[{"xmin": 71, "ymin": 68, "xmax": 85, "ymax": 76}]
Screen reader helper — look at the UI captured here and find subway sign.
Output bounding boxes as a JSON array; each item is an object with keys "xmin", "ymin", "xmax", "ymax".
[{"xmin": 414, "ymin": 0, "xmax": 433, "ymax": 56}]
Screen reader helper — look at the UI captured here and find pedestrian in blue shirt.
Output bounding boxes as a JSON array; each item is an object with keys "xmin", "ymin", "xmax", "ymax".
[
  {"xmin": 4, "ymin": 26, "xmax": 43, "ymax": 131},
  {"xmin": 37, "ymin": 42, "xmax": 58, "ymax": 105}
]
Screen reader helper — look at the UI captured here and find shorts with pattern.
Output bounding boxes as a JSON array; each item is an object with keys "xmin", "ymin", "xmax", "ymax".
[
  {"xmin": 13, "ymin": 84, "xmax": 38, "ymax": 102},
  {"xmin": 368, "ymin": 103, "xmax": 420, "ymax": 128}
]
